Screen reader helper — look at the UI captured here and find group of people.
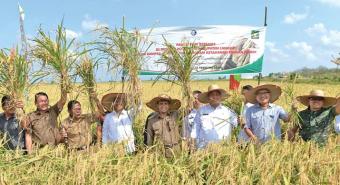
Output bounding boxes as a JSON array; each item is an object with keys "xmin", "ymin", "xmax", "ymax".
[{"xmin": 0, "ymin": 83, "xmax": 339, "ymax": 157}]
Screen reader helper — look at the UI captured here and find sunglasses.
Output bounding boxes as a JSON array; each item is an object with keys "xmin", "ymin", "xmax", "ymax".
[{"xmin": 309, "ymin": 97, "xmax": 324, "ymax": 101}]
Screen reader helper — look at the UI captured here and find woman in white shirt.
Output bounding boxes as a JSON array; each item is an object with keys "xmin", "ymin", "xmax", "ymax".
[{"xmin": 101, "ymin": 93, "xmax": 136, "ymax": 153}]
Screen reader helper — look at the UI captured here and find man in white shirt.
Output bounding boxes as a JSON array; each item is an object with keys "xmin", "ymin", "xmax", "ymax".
[
  {"xmin": 335, "ymin": 115, "xmax": 340, "ymax": 133},
  {"xmin": 191, "ymin": 84, "xmax": 238, "ymax": 149},
  {"xmin": 237, "ymin": 85, "xmax": 254, "ymax": 143},
  {"xmin": 101, "ymin": 93, "xmax": 136, "ymax": 154}
]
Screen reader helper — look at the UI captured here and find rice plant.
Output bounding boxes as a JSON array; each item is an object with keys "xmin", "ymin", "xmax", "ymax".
[
  {"xmin": 95, "ymin": 18, "xmax": 152, "ymax": 114},
  {"xmin": 31, "ymin": 21, "xmax": 82, "ymax": 93},
  {"xmin": 0, "ymin": 47, "xmax": 42, "ymax": 125},
  {"xmin": 154, "ymin": 39, "xmax": 204, "ymax": 116},
  {"xmin": 282, "ymin": 75, "xmax": 301, "ymax": 129},
  {"xmin": 77, "ymin": 54, "xmax": 98, "ymax": 113}
]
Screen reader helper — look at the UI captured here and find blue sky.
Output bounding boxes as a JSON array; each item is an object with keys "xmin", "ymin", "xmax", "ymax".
[{"xmin": 1, "ymin": 0, "xmax": 340, "ymax": 81}]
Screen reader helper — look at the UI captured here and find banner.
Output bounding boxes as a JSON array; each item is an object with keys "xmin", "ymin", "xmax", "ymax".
[{"xmin": 139, "ymin": 25, "xmax": 266, "ymax": 75}]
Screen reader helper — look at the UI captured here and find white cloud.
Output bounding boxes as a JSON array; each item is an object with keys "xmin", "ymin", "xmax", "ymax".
[
  {"xmin": 305, "ymin": 23, "xmax": 340, "ymax": 48},
  {"xmin": 320, "ymin": 30, "xmax": 340, "ymax": 47},
  {"xmin": 265, "ymin": 41, "xmax": 289, "ymax": 63},
  {"xmin": 283, "ymin": 12, "xmax": 308, "ymax": 24},
  {"xmin": 317, "ymin": 0, "xmax": 340, "ymax": 7},
  {"xmin": 81, "ymin": 15, "xmax": 109, "ymax": 31},
  {"xmin": 65, "ymin": 29, "xmax": 82, "ymax": 39},
  {"xmin": 305, "ymin": 23, "xmax": 327, "ymax": 36},
  {"xmin": 286, "ymin": 41, "xmax": 317, "ymax": 61}
]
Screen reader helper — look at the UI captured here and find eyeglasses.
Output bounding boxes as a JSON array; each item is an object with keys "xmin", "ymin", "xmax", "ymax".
[{"xmin": 309, "ymin": 97, "xmax": 324, "ymax": 101}]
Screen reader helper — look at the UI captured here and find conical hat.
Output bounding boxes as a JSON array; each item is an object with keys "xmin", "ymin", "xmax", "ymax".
[
  {"xmin": 198, "ymin": 84, "xmax": 230, "ymax": 104},
  {"xmin": 245, "ymin": 84, "xmax": 282, "ymax": 104},
  {"xmin": 296, "ymin": 90, "xmax": 337, "ymax": 107},
  {"xmin": 146, "ymin": 94, "xmax": 181, "ymax": 112},
  {"xmin": 101, "ymin": 93, "xmax": 126, "ymax": 112}
]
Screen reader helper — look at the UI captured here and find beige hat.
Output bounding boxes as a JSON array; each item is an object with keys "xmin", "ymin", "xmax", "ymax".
[
  {"xmin": 101, "ymin": 93, "xmax": 127, "ymax": 112},
  {"xmin": 297, "ymin": 90, "xmax": 337, "ymax": 107},
  {"xmin": 245, "ymin": 84, "xmax": 282, "ymax": 104},
  {"xmin": 198, "ymin": 84, "xmax": 230, "ymax": 104},
  {"xmin": 146, "ymin": 94, "xmax": 181, "ymax": 112}
]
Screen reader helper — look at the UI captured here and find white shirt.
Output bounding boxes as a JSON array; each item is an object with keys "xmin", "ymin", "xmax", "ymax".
[
  {"xmin": 183, "ymin": 109, "xmax": 197, "ymax": 139},
  {"xmin": 102, "ymin": 110, "xmax": 135, "ymax": 153},
  {"xmin": 191, "ymin": 104, "xmax": 238, "ymax": 149},
  {"xmin": 237, "ymin": 102, "xmax": 254, "ymax": 143},
  {"xmin": 335, "ymin": 115, "xmax": 340, "ymax": 133}
]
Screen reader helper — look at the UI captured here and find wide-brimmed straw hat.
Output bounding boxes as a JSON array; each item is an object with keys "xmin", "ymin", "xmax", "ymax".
[
  {"xmin": 245, "ymin": 84, "xmax": 282, "ymax": 104},
  {"xmin": 146, "ymin": 94, "xmax": 181, "ymax": 112},
  {"xmin": 296, "ymin": 90, "xmax": 337, "ymax": 107},
  {"xmin": 198, "ymin": 84, "xmax": 230, "ymax": 104},
  {"xmin": 101, "ymin": 93, "xmax": 127, "ymax": 112}
]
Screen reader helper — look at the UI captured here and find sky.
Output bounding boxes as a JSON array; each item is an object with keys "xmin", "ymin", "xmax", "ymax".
[{"xmin": 1, "ymin": 0, "xmax": 340, "ymax": 81}]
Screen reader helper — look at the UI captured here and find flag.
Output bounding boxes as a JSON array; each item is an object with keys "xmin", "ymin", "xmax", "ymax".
[
  {"xmin": 18, "ymin": 3, "xmax": 25, "ymax": 21},
  {"xmin": 229, "ymin": 74, "xmax": 241, "ymax": 90},
  {"xmin": 18, "ymin": 3, "xmax": 28, "ymax": 60}
]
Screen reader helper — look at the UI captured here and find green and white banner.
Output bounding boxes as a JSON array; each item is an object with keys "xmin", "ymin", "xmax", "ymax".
[{"xmin": 139, "ymin": 25, "xmax": 266, "ymax": 75}]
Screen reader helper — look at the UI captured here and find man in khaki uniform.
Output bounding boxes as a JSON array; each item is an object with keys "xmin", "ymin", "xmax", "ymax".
[
  {"xmin": 60, "ymin": 96, "xmax": 104, "ymax": 150},
  {"xmin": 25, "ymin": 90, "xmax": 67, "ymax": 153},
  {"xmin": 144, "ymin": 94, "xmax": 181, "ymax": 158}
]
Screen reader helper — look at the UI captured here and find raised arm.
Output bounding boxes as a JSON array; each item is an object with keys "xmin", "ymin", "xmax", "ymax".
[
  {"xmin": 90, "ymin": 91, "xmax": 105, "ymax": 116},
  {"xmin": 57, "ymin": 86, "xmax": 68, "ymax": 111}
]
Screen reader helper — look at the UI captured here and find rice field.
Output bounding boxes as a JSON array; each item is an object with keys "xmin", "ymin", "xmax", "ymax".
[{"xmin": 0, "ymin": 80, "xmax": 340, "ymax": 184}]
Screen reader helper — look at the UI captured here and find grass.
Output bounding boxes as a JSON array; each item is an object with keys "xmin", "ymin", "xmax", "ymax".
[{"xmin": 0, "ymin": 80, "xmax": 339, "ymax": 184}]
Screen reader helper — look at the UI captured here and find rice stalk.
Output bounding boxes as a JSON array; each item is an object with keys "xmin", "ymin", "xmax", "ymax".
[
  {"xmin": 31, "ymin": 21, "xmax": 82, "ymax": 93},
  {"xmin": 77, "ymin": 54, "xmax": 98, "ymax": 113},
  {"xmin": 95, "ymin": 18, "xmax": 153, "ymax": 115},
  {"xmin": 0, "ymin": 47, "xmax": 43, "ymax": 127},
  {"xmin": 154, "ymin": 39, "xmax": 204, "ymax": 117},
  {"xmin": 282, "ymin": 75, "xmax": 301, "ymax": 129}
]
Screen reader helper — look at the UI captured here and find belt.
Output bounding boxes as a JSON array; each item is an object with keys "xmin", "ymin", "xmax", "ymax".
[
  {"xmin": 164, "ymin": 143, "xmax": 178, "ymax": 148},
  {"xmin": 76, "ymin": 146, "xmax": 87, "ymax": 151}
]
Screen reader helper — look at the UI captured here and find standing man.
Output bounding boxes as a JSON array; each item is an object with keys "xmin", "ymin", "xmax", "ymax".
[
  {"xmin": 237, "ymin": 85, "xmax": 254, "ymax": 143},
  {"xmin": 289, "ymin": 90, "xmax": 340, "ymax": 145},
  {"xmin": 244, "ymin": 84, "xmax": 291, "ymax": 144},
  {"xmin": 25, "ymin": 89, "xmax": 67, "ymax": 154},
  {"xmin": 101, "ymin": 93, "xmax": 136, "ymax": 154},
  {"xmin": 0, "ymin": 96, "xmax": 25, "ymax": 150},
  {"xmin": 144, "ymin": 94, "xmax": 181, "ymax": 158},
  {"xmin": 191, "ymin": 84, "xmax": 238, "ymax": 149},
  {"xmin": 60, "ymin": 92, "xmax": 104, "ymax": 150}
]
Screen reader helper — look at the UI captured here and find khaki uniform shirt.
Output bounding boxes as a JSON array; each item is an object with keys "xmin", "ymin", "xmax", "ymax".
[
  {"xmin": 61, "ymin": 114, "xmax": 97, "ymax": 149},
  {"xmin": 145, "ymin": 111, "xmax": 181, "ymax": 157},
  {"xmin": 27, "ymin": 103, "xmax": 62, "ymax": 146}
]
